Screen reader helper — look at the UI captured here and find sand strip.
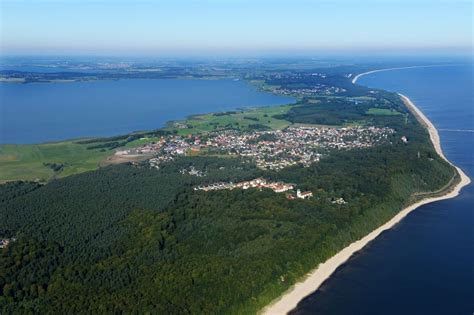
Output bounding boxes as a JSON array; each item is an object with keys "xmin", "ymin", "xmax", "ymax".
[
  {"xmin": 261, "ymin": 73, "xmax": 471, "ymax": 315},
  {"xmin": 350, "ymin": 64, "xmax": 457, "ymax": 84}
]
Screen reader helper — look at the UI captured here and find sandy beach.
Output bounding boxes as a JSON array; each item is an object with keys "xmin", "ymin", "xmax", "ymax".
[
  {"xmin": 261, "ymin": 72, "xmax": 471, "ymax": 315},
  {"xmin": 350, "ymin": 65, "xmax": 455, "ymax": 84}
]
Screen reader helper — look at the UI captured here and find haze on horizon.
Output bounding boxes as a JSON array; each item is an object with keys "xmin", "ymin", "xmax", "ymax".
[{"xmin": 0, "ymin": 0, "xmax": 472, "ymax": 56}]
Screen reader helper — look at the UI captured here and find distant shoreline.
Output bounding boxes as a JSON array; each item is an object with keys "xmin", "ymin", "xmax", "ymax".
[
  {"xmin": 261, "ymin": 69, "xmax": 471, "ymax": 315},
  {"xmin": 0, "ymin": 78, "xmax": 295, "ymax": 146},
  {"xmin": 351, "ymin": 64, "xmax": 459, "ymax": 84}
]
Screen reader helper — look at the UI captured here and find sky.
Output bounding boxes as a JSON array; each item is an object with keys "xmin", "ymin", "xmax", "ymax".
[{"xmin": 0, "ymin": 0, "xmax": 472, "ymax": 56}]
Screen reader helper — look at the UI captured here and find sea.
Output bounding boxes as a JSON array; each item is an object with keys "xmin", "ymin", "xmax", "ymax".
[
  {"xmin": 0, "ymin": 79, "xmax": 293, "ymax": 144},
  {"xmin": 291, "ymin": 65, "xmax": 474, "ymax": 315}
]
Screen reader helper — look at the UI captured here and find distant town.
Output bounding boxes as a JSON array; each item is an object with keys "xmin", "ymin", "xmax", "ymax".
[{"xmin": 113, "ymin": 125, "xmax": 396, "ymax": 171}]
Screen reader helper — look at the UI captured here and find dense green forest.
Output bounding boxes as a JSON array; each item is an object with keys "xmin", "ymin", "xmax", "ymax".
[
  {"xmin": 276, "ymin": 90, "xmax": 407, "ymax": 126},
  {"xmin": 0, "ymin": 73, "xmax": 457, "ymax": 313}
]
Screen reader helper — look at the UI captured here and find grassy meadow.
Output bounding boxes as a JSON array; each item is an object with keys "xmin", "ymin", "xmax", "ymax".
[
  {"xmin": 164, "ymin": 104, "xmax": 292, "ymax": 135},
  {"xmin": 0, "ymin": 141, "xmax": 110, "ymax": 183},
  {"xmin": 366, "ymin": 107, "xmax": 402, "ymax": 116}
]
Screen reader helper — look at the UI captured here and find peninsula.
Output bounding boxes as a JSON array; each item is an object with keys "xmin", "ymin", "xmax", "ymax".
[
  {"xmin": 0, "ymin": 62, "xmax": 468, "ymax": 314},
  {"xmin": 261, "ymin": 82, "xmax": 470, "ymax": 314},
  {"xmin": 2, "ymin": 0, "xmax": 472, "ymax": 311}
]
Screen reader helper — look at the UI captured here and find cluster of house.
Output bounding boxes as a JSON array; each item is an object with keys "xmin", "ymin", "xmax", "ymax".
[
  {"xmin": 171, "ymin": 122, "xmax": 189, "ymax": 129},
  {"xmin": 257, "ymin": 71, "xmax": 328, "ymax": 81},
  {"xmin": 194, "ymin": 177, "xmax": 313, "ymax": 200},
  {"xmin": 148, "ymin": 136, "xmax": 194, "ymax": 168},
  {"xmin": 179, "ymin": 166, "xmax": 206, "ymax": 177},
  {"xmin": 331, "ymin": 197, "xmax": 348, "ymax": 205},
  {"xmin": 206, "ymin": 126, "xmax": 394, "ymax": 170},
  {"xmin": 275, "ymin": 84, "xmax": 346, "ymax": 96},
  {"xmin": 122, "ymin": 126, "xmax": 394, "ymax": 171},
  {"xmin": 0, "ymin": 238, "xmax": 15, "ymax": 249},
  {"xmin": 286, "ymin": 189, "xmax": 314, "ymax": 200},
  {"xmin": 194, "ymin": 177, "xmax": 293, "ymax": 192}
]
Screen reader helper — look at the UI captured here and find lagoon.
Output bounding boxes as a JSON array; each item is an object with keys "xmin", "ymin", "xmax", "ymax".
[{"xmin": 0, "ymin": 79, "xmax": 293, "ymax": 144}]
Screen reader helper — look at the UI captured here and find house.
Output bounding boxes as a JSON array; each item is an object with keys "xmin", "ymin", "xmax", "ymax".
[
  {"xmin": 273, "ymin": 184, "xmax": 293, "ymax": 193},
  {"xmin": 296, "ymin": 189, "xmax": 313, "ymax": 199},
  {"xmin": 0, "ymin": 238, "xmax": 12, "ymax": 249},
  {"xmin": 190, "ymin": 145, "xmax": 201, "ymax": 152},
  {"xmin": 332, "ymin": 197, "xmax": 347, "ymax": 205}
]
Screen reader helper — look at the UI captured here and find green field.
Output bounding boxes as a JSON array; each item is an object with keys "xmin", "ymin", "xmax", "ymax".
[
  {"xmin": 366, "ymin": 107, "xmax": 402, "ymax": 116},
  {"xmin": 164, "ymin": 104, "xmax": 293, "ymax": 135},
  {"xmin": 0, "ymin": 141, "xmax": 110, "ymax": 182},
  {"xmin": 122, "ymin": 136, "xmax": 163, "ymax": 148}
]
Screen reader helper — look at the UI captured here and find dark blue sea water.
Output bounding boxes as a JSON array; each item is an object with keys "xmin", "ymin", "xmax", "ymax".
[
  {"xmin": 292, "ymin": 65, "xmax": 474, "ymax": 315},
  {"xmin": 0, "ymin": 79, "xmax": 293, "ymax": 144}
]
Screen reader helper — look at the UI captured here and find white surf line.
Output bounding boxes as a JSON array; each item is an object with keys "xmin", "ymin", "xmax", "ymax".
[
  {"xmin": 261, "ymin": 70, "xmax": 471, "ymax": 315},
  {"xmin": 351, "ymin": 64, "xmax": 460, "ymax": 84}
]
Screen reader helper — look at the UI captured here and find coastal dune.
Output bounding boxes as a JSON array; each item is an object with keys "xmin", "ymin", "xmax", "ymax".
[{"xmin": 261, "ymin": 71, "xmax": 471, "ymax": 315}]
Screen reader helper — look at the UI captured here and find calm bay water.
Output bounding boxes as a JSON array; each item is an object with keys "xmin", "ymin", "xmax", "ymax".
[
  {"xmin": 292, "ymin": 65, "xmax": 474, "ymax": 315},
  {"xmin": 0, "ymin": 79, "xmax": 293, "ymax": 144}
]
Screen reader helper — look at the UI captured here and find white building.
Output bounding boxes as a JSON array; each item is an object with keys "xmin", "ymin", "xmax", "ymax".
[{"xmin": 296, "ymin": 189, "xmax": 313, "ymax": 199}]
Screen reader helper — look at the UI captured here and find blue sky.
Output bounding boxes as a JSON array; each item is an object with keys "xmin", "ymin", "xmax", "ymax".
[{"xmin": 0, "ymin": 0, "xmax": 472, "ymax": 55}]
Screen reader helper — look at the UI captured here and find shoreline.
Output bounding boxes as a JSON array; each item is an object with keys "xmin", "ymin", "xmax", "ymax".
[
  {"xmin": 261, "ymin": 72, "xmax": 471, "ymax": 315},
  {"xmin": 350, "ymin": 64, "xmax": 458, "ymax": 84}
]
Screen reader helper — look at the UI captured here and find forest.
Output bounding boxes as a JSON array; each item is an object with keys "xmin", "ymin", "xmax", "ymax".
[
  {"xmin": 0, "ymin": 73, "xmax": 457, "ymax": 314},
  {"xmin": 276, "ymin": 91, "xmax": 407, "ymax": 127}
]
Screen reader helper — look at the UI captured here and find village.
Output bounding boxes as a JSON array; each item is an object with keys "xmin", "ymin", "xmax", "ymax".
[
  {"xmin": 194, "ymin": 177, "xmax": 313, "ymax": 200},
  {"xmin": 206, "ymin": 126, "xmax": 395, "ymax": 170},
  {"xmin": 274, "ymin": 84, "xmax": 346, "ymax": 96},
  {"xmin": 113, "ymin": 125, "xmax": 395, "ymax": 171}
]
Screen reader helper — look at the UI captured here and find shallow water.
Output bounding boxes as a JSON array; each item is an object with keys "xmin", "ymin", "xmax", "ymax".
[{"xmin": 0, "ymin": 79, "xmax": 293, "ymax": 144}]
